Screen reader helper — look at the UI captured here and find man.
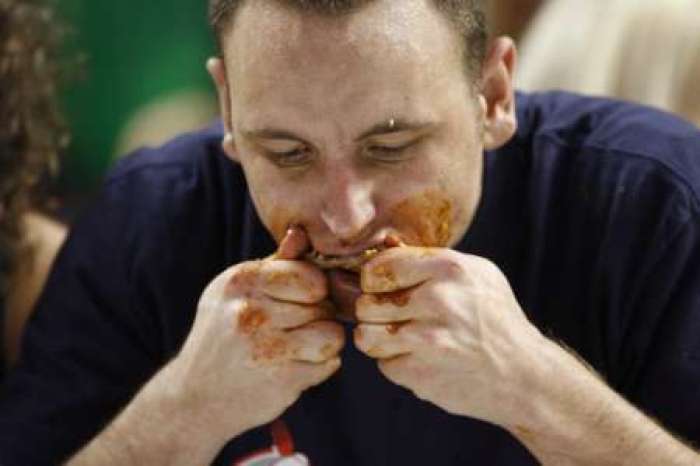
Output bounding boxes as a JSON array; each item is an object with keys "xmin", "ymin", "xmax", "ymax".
[{"xmin": 1, "ymin": 0, "xmax": 699, "ymax": 464}]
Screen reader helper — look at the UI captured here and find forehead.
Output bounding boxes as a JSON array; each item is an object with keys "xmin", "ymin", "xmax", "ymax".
[{"xmin": 223, "ymin": 0, "xmax": 465, "ymax": 129}]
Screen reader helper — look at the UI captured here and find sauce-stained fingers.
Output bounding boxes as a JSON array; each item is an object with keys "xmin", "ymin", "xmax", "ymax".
[
  {"xmin": 236, "ymin": 298, "xmax": 335, "ymax": 333},
  {"xmin": 286, "ymin": 320, "xmax": 345, "ymax": 363},
  {"xmin": 361, "ymin": 246, "xmax": 459, "ymax": 293},
  {"xmin": 354, "ymin": 322, "xmax": 413, "ymax": 359},
  {"xmin": 275, "ymin": 225, "xmax": 311, "ymax": 260},
  {"xmin": 259, "ymin": 259, "xmax": 328, "ymax": 303},
  {"xmin": 376, "ymin": 354, "xmax": 425, "ymax": 390},
  {"xmin": 355, "ymin": 287, "xmax": 424, "ymax": 323},
  {"xmin": 284, "ymin": 357, "xmax": 342, "ymax": 390}
]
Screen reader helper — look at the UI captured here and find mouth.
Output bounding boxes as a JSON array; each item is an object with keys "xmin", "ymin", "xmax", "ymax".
[{"xmin": 304, "ymin": 246, "xmax": 386, "ymax": 272}]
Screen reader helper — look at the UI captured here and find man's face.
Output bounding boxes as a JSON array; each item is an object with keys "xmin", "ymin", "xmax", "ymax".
[{"xmin": 221, "ymin": 0, "xmax": 488, "ymax": 256}]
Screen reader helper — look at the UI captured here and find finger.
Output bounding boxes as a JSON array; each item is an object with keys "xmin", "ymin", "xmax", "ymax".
[
  {"xmin": 275, "ymin": 225, "xmax": 310, "ymax": 260},
  {"xmin": 361, "ymin": 247, "xmax": 458, "ymax": 293},
  {"xmin": 287, "ymin": 320, "xmax": 345, "ymax": 363},
  {"xmin": 245, "ymin": 299, "xmax": 335, "ymax": 330},
  {"xmin": 287, "ymin": 356, "xmax": 342, "ymax": 390},
  {"xmin": 377, "ymin": 354, "xmax": 425, "ymax": 390},
  {"xmin": 259, "ymin": 259, "xmax": 328, "ymax": 303},
  {"xmin": 354, "ymin": 322, "xmax": 413, "ymax": 359},
  {"xmin": 355, "ymin": 286, "xmax": 423, "ymax": 323}
]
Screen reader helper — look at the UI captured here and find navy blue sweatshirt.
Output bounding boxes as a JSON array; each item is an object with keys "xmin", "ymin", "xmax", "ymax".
[{"xmin": 1, "ymin": 92, "xmax": 699, "ymax": 465}]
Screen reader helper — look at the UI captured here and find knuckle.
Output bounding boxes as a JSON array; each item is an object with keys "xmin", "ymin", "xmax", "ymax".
[
  {"xmin": 274, "ymin": 262, "xmax": 328, "ymax": 301},
  {"xmin": 317, "ymin": 322, "xmax": 346, "ymax": 345},
  {"xmin": 236, "ymin": 301, "xmax": 270, "ymax": 336},
  {"xmin": 440, "ymin": 256, "xmax": 467, "ymax": 281},
  {"xmin": 363, "ymin": 261, "xmax": 398, "ymax": 290},
  {"xmin": 250, "ymin": 332, "xmax": 289, "ymax": 363},
  {"xmin": 353, "ymin": 325, "xmax": 371, "ymax": 350},
  {"xmin": 317, "ymin": 338, "xmax": 343, "ymax": 359},
  {"xmin": 354, "ymin": 294, "xmax": 374, "ymax": 319},
  {"xmin": 226, "ymin": 261, "xmax": 263, "ymax": 296},
  {"xmin": 467, "ymin": 254, "xmax": 500, "ymax": 276},
  {"xmin": 378, "ymin": 359, "xmax": 400, "ymax": 380},
  {"xmin": 399, "ymin": 322, "xmax": 436, "ymax": 349},
  {"xmin": 373, "ymin": 289, "xmax": 414, "ymax": 308}
]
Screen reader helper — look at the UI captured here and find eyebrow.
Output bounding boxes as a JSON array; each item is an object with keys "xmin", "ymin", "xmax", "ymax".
[
  {"xmin": 355, "ymin": 119, "xmax": 434, "ymax": 141},
  {"xmin": 241, "ymin": 118, "xmax": 434, "ymax": 143},
  {"xmin": 241, "ymin": 128, "xmax": 306, "ymax": 141}
]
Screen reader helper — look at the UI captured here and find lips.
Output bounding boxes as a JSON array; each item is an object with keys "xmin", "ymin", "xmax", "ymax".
[{"xmin": 304, "ymin": 246, "xmax": 385, "ymax": 272}]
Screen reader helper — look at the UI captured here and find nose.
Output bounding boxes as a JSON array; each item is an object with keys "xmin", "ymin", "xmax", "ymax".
[{"xmin": 320, "ymin": 170, "xmax": 376, "ymax": 244}]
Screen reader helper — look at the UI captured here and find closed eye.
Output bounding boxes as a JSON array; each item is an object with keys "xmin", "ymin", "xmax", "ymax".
[
  {"xmin": 265, "ymin": 146, "xmax": 313, "ymax": 167},
  {"xmin": 364, "ymin": 140, "xmax": 419, "ymax": 163}
]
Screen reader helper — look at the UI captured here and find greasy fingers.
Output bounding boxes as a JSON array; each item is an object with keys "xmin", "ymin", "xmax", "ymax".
[
  {"xmin": 275, "ymin": 225, "xmax": 310, "ymax": 260},
  {"xmin": 261, "ymin": 299, "xmax": 335, "ymax": 329},
  {"xmin": 361, "ymin": 247, "xmax": 458, "ymax": 293},
  {"xmin": 355, "ymin": 287, "xmax": 422, "ymax": 323},
  {"xmin": 376, "ymin": 355, "xmax": 420, "ymax": 390},
  {"xmin": 259, "ymin": 260, "xmax": 328, "ymax": 303},
  {"xmin": 288, "ymin": 356, "xmax": 342, "ymax": 390},
  {"xmin": 354, "ymin": 322, "xmax": 412, "ymax": 359},
  {"xmin": 287, "ymin": 320, "xmax": 345, "ymax": 363}
]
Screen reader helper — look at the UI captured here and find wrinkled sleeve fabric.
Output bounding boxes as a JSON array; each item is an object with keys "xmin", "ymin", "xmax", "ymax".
[
  {"xmin": 0, "ymin": 175, "xmax": 165, "ymax": 465},
  {"xmin": 624, "ymin": 213, "xmax": 700, "ymax": 445},
  {"xmin": 0, "ymin": 149, "xmax": 226, "ymax": 464}
]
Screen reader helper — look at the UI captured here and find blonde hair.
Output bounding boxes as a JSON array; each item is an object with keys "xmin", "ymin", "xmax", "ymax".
[{"xmin": 516, "ymin": 0, "xmax": 700, "ymax": 126}]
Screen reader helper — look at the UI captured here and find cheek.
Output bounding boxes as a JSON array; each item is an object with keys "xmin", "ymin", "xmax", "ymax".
[
  {"xmin": 264, "ymin": 206, "xmax": 299, "ymax": 243},
  {"xmin": 390, "ymin": 190, "xmax": 454, "ymax": 247},
  {"xmin": 241, "ymin": 160, "xmax": 305, "ymax": 242}
]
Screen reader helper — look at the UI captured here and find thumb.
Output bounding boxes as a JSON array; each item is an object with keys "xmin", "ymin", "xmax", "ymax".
[{"xmin": 275, "ymin": 225, "xmax": 310, "ymax": 260}]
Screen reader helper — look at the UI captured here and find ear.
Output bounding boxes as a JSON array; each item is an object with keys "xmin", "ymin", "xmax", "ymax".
[
  {"xmin": 478, "ymin": 37, "xmax": 517, "ymax": 150},
  {"xmin": 206, "ymin": 57, "xmax": 238, "ymax": 162}
]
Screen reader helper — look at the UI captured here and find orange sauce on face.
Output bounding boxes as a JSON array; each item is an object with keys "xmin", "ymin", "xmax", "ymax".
[
  {"xmin": 391, "ymin": 190, "xmax": 453, "ymax": 247},
  {"xmin": 266, "ymin": 208, "xmax": 298, "ymax": 244}
]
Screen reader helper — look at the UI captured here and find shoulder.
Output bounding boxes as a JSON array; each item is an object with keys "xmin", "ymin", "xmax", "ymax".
[
  {"xmin": 515, "ymin": 91, "xmax": 700, "ymax": 153},
  {"xmin": 66, "ymin": 121, "xmax": 263, "ymax": 273},
  {"xmin": 513, "ymin": 91, "xmax": 700, "ymax": 216},
  {"xmin": 63, "ymin": 122, "xmax": 252, "ymax": 279},
  {"xmin": 89, "ymin": 122, "xmax": 248, "ymax": 231},
  {"xmin": 107, "ymin": 121, "xmax": 236, "ymax": 189}
]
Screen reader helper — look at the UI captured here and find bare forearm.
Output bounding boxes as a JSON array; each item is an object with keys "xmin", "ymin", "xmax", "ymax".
[
  {"xmin": 67, "ymin": 361, "xmax": 238, "ymax": 466},
  {"xmin": 507, "ymin": 339, "xmax": 699, "ymax": 465}
]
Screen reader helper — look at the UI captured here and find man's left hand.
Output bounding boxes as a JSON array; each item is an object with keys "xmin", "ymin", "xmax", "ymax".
[{"xmin": 354, "ymin": 246, "xmax": 546, "ymax": 427}]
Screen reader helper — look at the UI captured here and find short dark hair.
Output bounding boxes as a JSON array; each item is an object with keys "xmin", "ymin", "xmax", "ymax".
[
  {"xmin": 0, "ymin": 0, "xmax": 67, "ymax": 291},
  {"xmin": 208, "ymin": 0, "xmax": 488, "ymax": 77}
]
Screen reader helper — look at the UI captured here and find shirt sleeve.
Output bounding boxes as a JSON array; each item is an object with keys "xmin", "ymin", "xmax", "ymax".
[
  {"xmin": 0, "ymin": 149, "xmax": 229, "ymax": 465},
  {"xmin": 622, "ymin": 213, "xmax": 700, "ymax": 444},
  {"xmin": 0, "ymin": 176, "xmax": 168, "ymax": 465}
]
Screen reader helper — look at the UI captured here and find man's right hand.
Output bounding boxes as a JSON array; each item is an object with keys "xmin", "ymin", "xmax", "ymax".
[
  {"xmin": 168, "ymin": 226, "xmax": 344, "ymax": 439},
  {"xmin": 68, "ymin": 227, "xmax": 343, "ymax": 466}
]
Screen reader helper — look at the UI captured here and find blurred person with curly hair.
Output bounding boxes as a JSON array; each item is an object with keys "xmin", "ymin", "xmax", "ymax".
[{"xmin": 0, "ymin": 0, "xmax": 67, "ymax": 378}]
